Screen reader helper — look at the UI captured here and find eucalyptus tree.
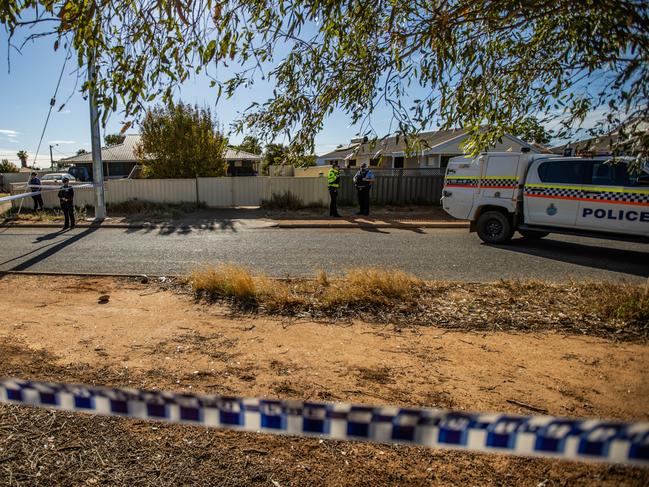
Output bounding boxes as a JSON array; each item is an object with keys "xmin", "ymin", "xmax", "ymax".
[{"xmin": 3, "ymin": 1, "xmax": 647, "ymax": 165}]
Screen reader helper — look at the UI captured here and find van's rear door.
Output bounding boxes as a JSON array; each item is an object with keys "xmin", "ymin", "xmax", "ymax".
[
  {"xmin": 478, "ymin": 154, "xmax": 521, "ymax": 199},
  {"xmin": 442, "ymin": 156, "xmax": 481, "ymax": 220}
]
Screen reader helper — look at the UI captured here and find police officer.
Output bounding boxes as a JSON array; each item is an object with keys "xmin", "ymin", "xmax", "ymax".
[
  {"xmin": 327, "ymin": 161, "xmax": 341, "ymax": 217},
  {"xmin": 29, "ymin": 172, "xmax": 44, "ymax": 211},
  {"xmin": 58, "ymin": 176, "xmax": 75, "ymax": 230},
  {"xmin": 353, "ymin": 162, "xmax": 375, "ymax": 216}
]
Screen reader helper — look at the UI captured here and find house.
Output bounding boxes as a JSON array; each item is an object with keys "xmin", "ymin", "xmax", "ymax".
[
  {"xmin": 59, "ymin": 134, "xmax": 262, "ymax": 179},
  {"xmin": 551, "ymin": 118, "xmax": 649, "ymax": 157},
  {"xmin": 316, "ymin": 128, "xmax": 546, "ymax": 169},
  {"xmin": 223, "ymin": 148, "xmax": 262, "ymax": 176},
  {"xmin": 59, "ymin": 134, "xmax": 142, "ymax": 180}
]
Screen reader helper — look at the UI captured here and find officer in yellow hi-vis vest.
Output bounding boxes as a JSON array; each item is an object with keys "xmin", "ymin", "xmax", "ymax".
[{"xmin": 327, "ymin": 161, "xmax": 342, "ymax": 217}]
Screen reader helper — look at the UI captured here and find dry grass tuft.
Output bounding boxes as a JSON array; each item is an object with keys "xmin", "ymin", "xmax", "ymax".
[
  {"xmin": 315, "ymin": 268, "xmax": 330, "ymax": 288},
  {"xmin": 256, "ymin": 277, "xmax": 307, "ymax": 312},
  {"xmin": 324, "ymin": 268, "xmax": 423, "ymax": 307},
  {"xmin": 592, "ymin": 280, "xmax": 649, "ymax": 328},
  {"xmin": 189, "ymin": 265, "xmax": 257, "ymax": 302}
]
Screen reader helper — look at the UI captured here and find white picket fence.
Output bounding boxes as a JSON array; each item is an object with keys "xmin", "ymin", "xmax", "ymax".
[{"xmin": 10, "ymin": 177, "xmax": 329, "ymax": 209}]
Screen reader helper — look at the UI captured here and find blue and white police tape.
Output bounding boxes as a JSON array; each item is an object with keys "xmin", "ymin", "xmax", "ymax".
[
  {"xmin": 0, "ymin": 184, "xmax": 96, "ymax": 204},
  {"xmin": 1, "ymin": 378, "xmax": 647, "ymax": 465}
]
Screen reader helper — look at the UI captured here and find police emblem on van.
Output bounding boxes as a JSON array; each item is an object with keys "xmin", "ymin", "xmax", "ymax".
[{"xmin": 546, "ymin": 204, "xmax": 557, "ymax": 216}]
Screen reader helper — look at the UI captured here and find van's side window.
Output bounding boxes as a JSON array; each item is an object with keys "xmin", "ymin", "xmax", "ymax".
[
  {"xmin": 538, "ymin": 161, "xmax": 584, "ymax": 184},
  {"xmin": 589, "ymin": 161, "xmax": 636, "ymax": 186}
]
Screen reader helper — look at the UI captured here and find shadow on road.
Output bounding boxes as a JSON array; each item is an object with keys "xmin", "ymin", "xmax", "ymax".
[
  {"xmin": 1, "ymin": 227, "xmax": 99, "ymax": 272},
  {"xmin": 34, "ymin": 229, "xmax": 68, "ymax": 242},
  {"xmin": 122, "ymin": 219, "xmax": 239, "ymax": 235},
  {"xmin": 489, "ymin": 237, "xmax": 649, "ymax": 278}
]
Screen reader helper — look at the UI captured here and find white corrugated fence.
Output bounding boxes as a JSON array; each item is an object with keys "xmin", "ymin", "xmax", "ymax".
[{"xmin": 10, "ymin": 177, "xmax": 329, "ymax": 209}]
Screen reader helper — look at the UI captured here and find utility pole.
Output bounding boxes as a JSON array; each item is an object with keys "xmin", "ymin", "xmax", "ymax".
[
  {"xmin": 49, "ymin": 143, "xmax": 58, "ymax": 171},
  {"xmin": 88, "ymin": 54, "xmax": 106, "ymax": 220}
]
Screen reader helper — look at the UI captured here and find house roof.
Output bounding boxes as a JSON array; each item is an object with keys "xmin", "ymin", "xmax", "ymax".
[
  {"xmin": 60, "ymin": 135, "xmax": 262, "ymax": 163},
  {"xmin": 61, "ymin": 134, "xmax": 142, "ymax": 163},
  {"xmin": 320, "ymin": 128, "xmax": 542, "ymax": 159},
  {"xmin": 224, "ymin": 148, "xmax": 262, "ymax": 160},
  {"xmin": 317, "ymin": 143, "xmax": 361, "ymax": 160},
  {"xmin": 551, "ymin": 117, "xmax": 649, "ymax": 155}
]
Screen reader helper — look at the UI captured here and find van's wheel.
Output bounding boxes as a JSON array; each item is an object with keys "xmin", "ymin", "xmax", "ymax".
[
  {"xmin": 476, "ymin": 211, "xmax": 514, "ymax": 244},
  {"xmin": 519, "ymin": 229, "xmax": 549, "ymax": 239}
]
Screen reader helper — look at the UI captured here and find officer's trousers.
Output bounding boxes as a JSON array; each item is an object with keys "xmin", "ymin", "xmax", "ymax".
[
  {"xmin": 329, "ymin": 187, "xmax": 339, "ymax": 216},
  {"xmin": 61, "ymin": 201, "xmax": 75, "ymax": 228}
]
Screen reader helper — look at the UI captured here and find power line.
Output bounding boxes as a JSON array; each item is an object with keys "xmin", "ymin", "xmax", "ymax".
[{"xmin": 31, "ymin": 38, "xmax": 73, "ymax": 168}]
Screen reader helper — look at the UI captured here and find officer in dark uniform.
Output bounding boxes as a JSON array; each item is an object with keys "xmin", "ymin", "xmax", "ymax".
[
  {"xmin": 327, "ymin": 161, "xmax": 341, "ymax": 217},
  {"xmin": 353, "ymin": 162, "xmax": 375, "ymax": 216},
  {"xmin": 58, "ymin": 176, "xmax": 75, "ymax": 229},
  {"xmin": 29, "ymin": 172, "xmax": 44, "ymax": 211}
]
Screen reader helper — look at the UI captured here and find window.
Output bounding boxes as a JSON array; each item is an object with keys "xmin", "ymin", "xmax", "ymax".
[
  {"xmin": 393, "ymin": 156, "xmax": 404, "ymax": 169},
  {"xmin": 537, "ymin": 161, "xmax": 585, "ymax": 184},
  {"xmin": 347, "ymin": 159, "xmax": 356, "ymax": 167},
  {"xmin": 589, "ymin": 161, "xmax": 638, "ymax": 186},
  {"xmin": 369, "ymin": 158, "xmax": 380, "ymax": 167}
]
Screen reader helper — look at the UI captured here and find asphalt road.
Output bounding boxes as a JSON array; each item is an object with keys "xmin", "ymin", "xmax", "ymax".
[{"xmin": 0, "ymin": 225, "xmax": 647, "ymax": 282}]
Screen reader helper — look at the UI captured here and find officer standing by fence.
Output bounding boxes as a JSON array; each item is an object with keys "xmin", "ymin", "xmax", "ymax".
[
  {"xmin": 58, "ymin": 176, "xmax": 75, "ymax": 230},
  {"xmin": 29, "ymin": 172, "xmax": 44, "ymax": 211},
  {"xmin": 353, "ymin": 162, "xmax": 374, "ymax": 216},
  {"xmin": 327, "ymin": 161, "xmax": 341, "ymax": 217}
]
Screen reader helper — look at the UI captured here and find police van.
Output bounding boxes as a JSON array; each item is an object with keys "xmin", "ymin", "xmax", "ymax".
[{"xmin": 441, "ymin": 151, "xmax": 649, "ymax": 244}]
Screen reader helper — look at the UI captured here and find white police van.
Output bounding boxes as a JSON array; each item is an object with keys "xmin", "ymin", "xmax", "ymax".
[{"xmin": 441, "ymin": 151, "xmax": 649, "ymax": 244}]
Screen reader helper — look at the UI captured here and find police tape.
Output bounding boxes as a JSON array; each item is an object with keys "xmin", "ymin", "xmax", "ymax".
[
  {"xmin": 13, "ymin": 183, "xmax": 97, "ymax": 191},
  {"xmin": 0, "ymin": 184, "xmax": 96, "ymax": 204},
  {"xmin": 0, "ymin": 190, "xmax": 43, "ymax": 202},
  {"xmin": 1, "ymin": 377, "xmax": 647, "ymax": 465}
]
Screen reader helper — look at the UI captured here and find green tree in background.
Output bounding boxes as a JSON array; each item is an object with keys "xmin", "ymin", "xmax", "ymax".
[
  {"xmin": 512, "ymin": 117, "xmax": 553, "ymax": 146},
  {"xmin": 0, "ymin": 159, "xmax": 19, "ymax": 172},
  {"xmin": 104, "ymin": 134, "xmax": 126, "ymax": 146},
  {"xmin": 76, "ymin": 149, "xmax": 88, "ymax": 155},
  {"xmin": 294, "ymin": 154, "xmax": 316, "ymax": 168},
  {"xmin": 263, "ymin": 143, "xmax": 287, "ymax": 173},
  {"xmin": 16, "ymin": 150, "xmax": 28, "ymax": 168},
  {"xmin": 236, "ymin": 136, "xmax": 263, "ymax": 155},
  {"xmin": 2, "ymin": 2, "xmax": 647, "ymax": 166},
  {"xmin": 136, "ymin": 102, "xmax": 228, "ymax": 178},
  {"xmin": 263, "ymin": 144, "xmax": 316, "ymax": 172}
]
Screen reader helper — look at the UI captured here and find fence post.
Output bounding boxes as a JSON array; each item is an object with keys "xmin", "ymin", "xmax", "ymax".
[
  {"xmin": 195, "ymin": 177, "xmax": 200, "ymax": 207},
  {"xmin": 397, "ymin": 169, "xmax": 403, "ymax": 205}
]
